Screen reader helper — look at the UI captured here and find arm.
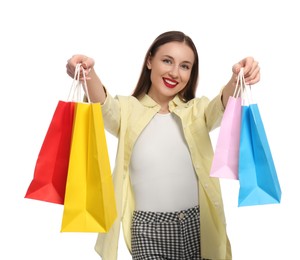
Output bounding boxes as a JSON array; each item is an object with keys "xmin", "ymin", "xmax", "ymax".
[
  {"xmin": 66, "ymin": 54, "xmax": 107, "ymax": 104},
  {"xmin": 221, "ymin": 56, "xmax": 260, "ymax": 107}
]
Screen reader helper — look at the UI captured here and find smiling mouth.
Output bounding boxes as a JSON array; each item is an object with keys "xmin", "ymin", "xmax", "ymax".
[{"xmin": 163, "ymin": 78, "xmax": 178, "ymax": 89}]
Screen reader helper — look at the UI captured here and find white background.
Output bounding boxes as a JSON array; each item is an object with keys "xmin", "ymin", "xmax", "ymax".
[{"xmin": 1, "ymin": 0, "xmax": 299, "ymax": 259}]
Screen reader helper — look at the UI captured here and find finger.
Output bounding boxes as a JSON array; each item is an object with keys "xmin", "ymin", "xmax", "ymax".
[
  {"xmin": 82, "ymin": 58, "xmax": 94, "ymax": 70},
  {"xmin": 79, "ymin": 66, "xmax": 91, "ymax": 80},
  {"xmin": 232, "ymin": 63, "xmax": 241, "ymax": 74},
  {"xmin": 66, "ymin": 66, "xmax": 76, "ymax": 78},
  {"xmin": 233, "ymin": 57, "xmax": 253, "ymax": 74},
  {"xmin": 66, "ymin": 63, "xmax": 84, "ymax": 78},
  {"xmin": 244, "ymin": 61, "xmax": 258, "ymax": 76},
  {"xmin": 233, "ymin": 57, "xmax": 258, "ymax": 77},
  {"xmin": 66, "ymin": 55, "xmax": 86, "ymax": 73},
  {"xmin": 68, "ymin": 54, "xmax": 82, "ymax": 67},
  {"xmin": 245, "ymin": 66, "xmax": 260, "ymax": 85},
  {"xmin": 232, "ymin": 57, "xmax": 249, "ymax": 73},
  {"xmin": 244, "ymin": 60, "xmax": 259, "ymax": 78},
  {"xmin": 67, "ymin": 54, "xmax": 88, "ymax": 68}
]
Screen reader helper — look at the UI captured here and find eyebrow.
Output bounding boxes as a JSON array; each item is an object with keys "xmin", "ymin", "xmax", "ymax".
[{"xmin": 163, "ymin": 55, "xmax": 193, "ymax": 65}]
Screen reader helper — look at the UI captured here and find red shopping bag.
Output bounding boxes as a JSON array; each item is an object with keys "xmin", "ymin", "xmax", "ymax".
[
  {"xmin": 210, "ymin": 73, "xmax": 242, "ymax": 180},
  {"xmin": 25, "ymin": 101, "xmax": 75, "ymax": 204},
  {"xmin": 25, "ymin": 65, "xmax": 85, "ymax": 204}
]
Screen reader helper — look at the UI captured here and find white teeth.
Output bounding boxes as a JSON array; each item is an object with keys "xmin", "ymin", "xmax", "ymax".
[{"xmin": 165, "ymin": 79, "xmax": 176, "ymax": 85}]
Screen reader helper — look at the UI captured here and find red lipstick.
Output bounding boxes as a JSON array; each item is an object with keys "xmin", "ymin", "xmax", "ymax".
[{"xmin": 163, "ymin": 77, "xmax": 178, "ymax": 89}]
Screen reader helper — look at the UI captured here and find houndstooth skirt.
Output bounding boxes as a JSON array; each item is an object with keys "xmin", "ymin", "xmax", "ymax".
[{"xmin": 131, "ymin": 206, "xmax": 210, "ymax": 260}]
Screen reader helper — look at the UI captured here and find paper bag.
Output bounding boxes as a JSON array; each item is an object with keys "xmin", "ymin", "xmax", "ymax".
[
  {"xmin": 210, "ymin": 74, "xmax": 242, "ymax": 179},
  {"xmin": 61, "ymin": 102, "xmax": 117, "ymax": 232},
  {"xmin": 238, "ymin": 84, "xmax": 282, "ymax": 206},
  {"xmin": 25, "ymin": 101, "xmax": 75, "ymax": 204}
]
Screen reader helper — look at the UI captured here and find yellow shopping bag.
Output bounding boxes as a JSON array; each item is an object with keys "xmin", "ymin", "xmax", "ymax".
[{"xmin": 61, "ymin": 102, "xmax": 117, "ymax": 232}]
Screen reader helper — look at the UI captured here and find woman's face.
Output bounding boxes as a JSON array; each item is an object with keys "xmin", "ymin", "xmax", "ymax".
[{"xmin": 147, "ymin": 41, "xmax": 194, "ymax": 104}]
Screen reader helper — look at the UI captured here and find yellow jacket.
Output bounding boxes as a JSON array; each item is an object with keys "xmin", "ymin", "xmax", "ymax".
[{"xmin": 95, "ymin": 92, "xmax": 232, "ymax": 260}]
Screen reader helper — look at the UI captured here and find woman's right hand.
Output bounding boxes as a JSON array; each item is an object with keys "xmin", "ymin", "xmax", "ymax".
[
  {"xmin": 66, "ymin": 54, "xmax": 95, "ymax": 80},
  {"xmin": 66, "ymin": 54, "xmax": 106, "ymax": 104}
]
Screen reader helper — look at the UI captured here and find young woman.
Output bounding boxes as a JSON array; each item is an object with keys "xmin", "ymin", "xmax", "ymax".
[{"xmin": 66, "ymin": 31, "xmax": 260, "ymax": 260}]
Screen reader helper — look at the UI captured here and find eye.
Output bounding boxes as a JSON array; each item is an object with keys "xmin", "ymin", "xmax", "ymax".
[
  {"xmin": 162, "ymin": 58, "xmax": 172, "ymax": 65},
  {"xmin": 180, "ymin": 64, "xmax": 190, "ymax": 70}
]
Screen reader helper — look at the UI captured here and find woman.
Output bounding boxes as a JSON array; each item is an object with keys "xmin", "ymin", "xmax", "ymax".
[{"xmin": 66, "ymin": 31, "xmax": 260, "ymax": 260}]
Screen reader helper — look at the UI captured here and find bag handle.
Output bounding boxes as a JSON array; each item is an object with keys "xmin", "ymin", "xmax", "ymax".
[
  {"xmin": 233, "ymin": 68, "xmax": 244, "ymax": 98},
  {"xmin": 237, "ymin": 68, "xmax": 254, "ymax": 106},
  {"xmin": 67, "ymin": 64, "xmax": 91, "ymax": 103}
]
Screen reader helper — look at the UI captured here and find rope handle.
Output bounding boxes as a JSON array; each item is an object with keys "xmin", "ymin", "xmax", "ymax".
[
  {"xmin": 239, "ymin": 68, "xmax": 254, "ymax": 106},
  {"xmin": 233, "ymin": 68, "xmax": 244, "ymax": 98},
  {"xmin": 67, "ymin": 63, "xmax": 91, "ymax": 103}
]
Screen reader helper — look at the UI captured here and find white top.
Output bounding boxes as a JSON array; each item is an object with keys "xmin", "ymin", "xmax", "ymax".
[{"xmin": 129, "ymin": 113, "xmax": 199, "ymax": 212}]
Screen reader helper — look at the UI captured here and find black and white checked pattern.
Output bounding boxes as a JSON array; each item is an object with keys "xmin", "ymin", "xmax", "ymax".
[{"xmin": 131, "ymin": 206, "xmax": 210, "ymax": 260}]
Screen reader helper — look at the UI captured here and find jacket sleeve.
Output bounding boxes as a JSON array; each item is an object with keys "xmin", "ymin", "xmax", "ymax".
[
  {"xmin": 204, "ymin": 90, "xmax": 225, "ymax": 132},
  {"xmin": 101, "ymin": 92, "xmax": 122, "ymax": 137}
]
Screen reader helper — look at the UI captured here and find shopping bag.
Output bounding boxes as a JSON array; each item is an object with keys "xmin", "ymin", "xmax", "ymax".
[
  {"xmin": 25, "ymin": 100, "xmax": 75, "ymax": 204},
  {"xmin": 210, "ymin": 73, "xmax": 242, "ymax": 179},
  {"xmin": 25, "ymin": 64, "xmax": 86, "ymax": 204},
  {"xmin": 238, "ymin": 82, "xmax": 282, "ymax": 206},
  {"xmin": 61, "ymin": 67, "xmax": 117, "ymax": 232}
]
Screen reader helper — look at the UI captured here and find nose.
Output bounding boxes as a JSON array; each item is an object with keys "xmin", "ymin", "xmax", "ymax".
[{"xmin": 169, "ymin": 65, "xmax": 179, "ymax": 78}]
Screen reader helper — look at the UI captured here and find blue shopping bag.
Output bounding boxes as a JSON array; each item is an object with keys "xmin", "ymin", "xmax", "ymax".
[{"xmin": 238, "ymin": 84, "xmax": 281, "ymax": 207}]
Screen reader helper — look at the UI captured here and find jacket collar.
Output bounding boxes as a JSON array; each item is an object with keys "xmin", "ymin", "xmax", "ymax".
[{"xmin": 139, "ymin": 94, "xmax": 186, "ymax": 112}]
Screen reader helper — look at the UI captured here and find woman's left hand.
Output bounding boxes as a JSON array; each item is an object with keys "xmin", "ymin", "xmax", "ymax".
[
  {"xmin": 232, "ymin": 56, "xmax": 260, "ymax": 85},
  {"xmin": 222, "ymin": 57, "xmax": 260, "ymax": 107}
]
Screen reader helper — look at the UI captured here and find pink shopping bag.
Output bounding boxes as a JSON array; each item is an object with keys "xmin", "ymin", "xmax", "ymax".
[{"xmin": 210, "ymin": 73, "xmax": 243, "ymax": 180}]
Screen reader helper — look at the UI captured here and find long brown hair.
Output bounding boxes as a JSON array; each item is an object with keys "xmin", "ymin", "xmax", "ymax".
[{"xmin": 132, "ymin": 31, "xmax": 199, "ymax": 102}]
